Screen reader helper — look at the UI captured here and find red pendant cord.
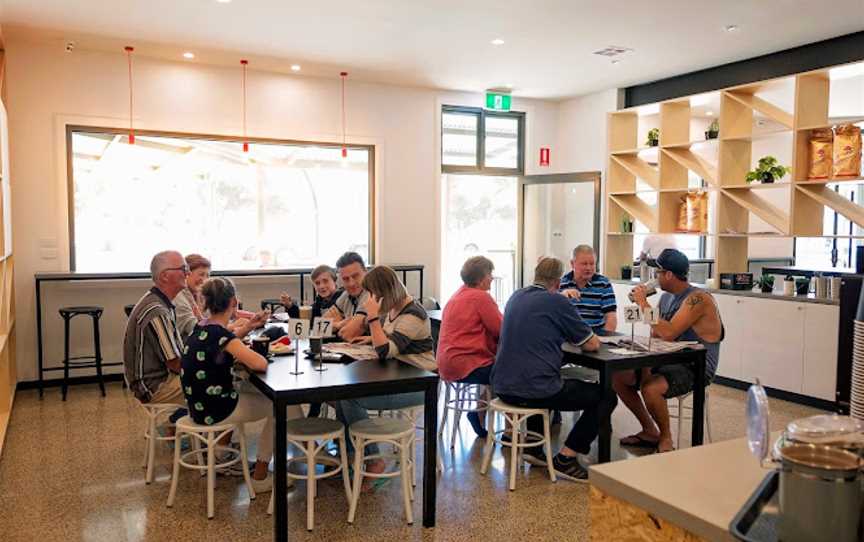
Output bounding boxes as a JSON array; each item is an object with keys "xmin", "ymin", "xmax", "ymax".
[
  {"xmin": 340, "ymin": 72, "xmax": 348, "ymax": 158},
  {"xmin": 125, "ymin": 46, "xmax": 135, "ymax": 144},
  {"xmin": 241, "ymin": 60, "xmax": 249, "ymax": 152}
]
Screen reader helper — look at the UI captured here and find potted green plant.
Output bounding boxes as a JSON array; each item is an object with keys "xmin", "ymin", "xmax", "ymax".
[
  {"xmin": 705, "ymin": 119, "xmax": 719, "ymax": 140},
  {"xmin": 646, "ymin": 128, "xmax": 660, "ymax": 147},
  {"xmin": 746, "ymin": 156, "xmax": 790, "ymax": 184},
  {"xmin": 620, "ymin": 213, "xmax": 634, "ymax": 233},
  {"xmin": 757, "ymin": 274, "xmax": 775, "ymax": 293}
]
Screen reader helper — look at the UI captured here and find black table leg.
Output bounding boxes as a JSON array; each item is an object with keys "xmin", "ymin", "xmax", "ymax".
[
  {"xmin": 422, "ymin": 382, "xmax": 438, "ymax": 528},
  {"xmin": 691, "ymin": 352, "xmax": 706, "ymax": 447},
  {"xmin": 299, "ymin": 273, "xmax": 305, "ymax": 306},
  {"xmin": 36, "ymin": 278, "xmax": 44, "ymax": 399},
  {"xmin": 273, "ymin": 398, "xmax": 288, "ymax": 542},
  {"xmin": 597, "ymin": 367, "xmax": 613, "ymax": 463},
  {"xmin": 419, "ymin": 269, "xmax": 424, "ymax": 301}
]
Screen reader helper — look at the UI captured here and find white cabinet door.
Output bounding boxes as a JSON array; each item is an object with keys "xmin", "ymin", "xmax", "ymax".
[
  {"xmin": 802, "ymin": 304, "xmax": 839, "ymax": 402},
  {"xmin": 740, "ymin": 298, "xmax": 805, "ymax": 393},
  {"xmin": 713, "ymin": 294, "xmax": 744, "ymax": 380}
]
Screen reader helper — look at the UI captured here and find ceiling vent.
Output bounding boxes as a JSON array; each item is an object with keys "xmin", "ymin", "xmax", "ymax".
[{"xmin": 593, "ymin": 45, "xmax": 633, "ymax": 57}]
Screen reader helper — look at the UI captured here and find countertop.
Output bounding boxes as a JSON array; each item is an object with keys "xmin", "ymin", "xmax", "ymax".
[
  {"xmin": 610, "ymin": 279, "xmax": 839, "ymax": 306},
  {"xmin": 589, "ymin": 435, "xmax": 771, "ymax": 541}
]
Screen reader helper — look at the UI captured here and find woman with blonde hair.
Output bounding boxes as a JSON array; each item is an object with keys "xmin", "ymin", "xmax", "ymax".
[{"xmin": 335, "ymin": 265, "xmax": 435, "ymax": 483}]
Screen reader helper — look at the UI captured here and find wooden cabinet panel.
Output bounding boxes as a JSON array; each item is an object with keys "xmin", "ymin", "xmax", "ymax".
[{"xmin": 713, "ymin": 294, "xmax": 744, "ymax": 380}]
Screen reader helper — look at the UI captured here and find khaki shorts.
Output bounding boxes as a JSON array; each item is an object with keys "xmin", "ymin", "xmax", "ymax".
[{"xmin": 148, "ymin": 373, "xmax": 186, "ymax": 406}]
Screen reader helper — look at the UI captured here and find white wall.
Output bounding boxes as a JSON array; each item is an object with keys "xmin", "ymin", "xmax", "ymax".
[{"xmin": 4, "ymin": 34, "xmax": 568, "ymax": 382}]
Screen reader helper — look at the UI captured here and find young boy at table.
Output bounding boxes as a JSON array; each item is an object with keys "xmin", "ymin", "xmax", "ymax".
[
  {"xmin": 615, "ymin": 249, "xmax": 724, "ymax": 453},
  {"xmin": 279, "ymin": 264, "xmax": 344, "ymax": 319}
]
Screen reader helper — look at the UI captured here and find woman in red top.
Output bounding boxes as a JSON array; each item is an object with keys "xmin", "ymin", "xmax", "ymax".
[{"xmin": 437, "ymin": 256, "xmax": 502, "ymax": 437}]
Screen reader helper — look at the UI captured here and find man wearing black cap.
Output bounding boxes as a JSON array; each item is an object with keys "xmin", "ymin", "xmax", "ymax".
[{"xmin": 613, "ymin": 248, "xmax": 724, "ymax": 453}]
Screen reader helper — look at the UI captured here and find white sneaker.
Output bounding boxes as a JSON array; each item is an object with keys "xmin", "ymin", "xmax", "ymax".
[{"xmin": 251, "ymin": 473, "xmax": 273, "ymax": 494}]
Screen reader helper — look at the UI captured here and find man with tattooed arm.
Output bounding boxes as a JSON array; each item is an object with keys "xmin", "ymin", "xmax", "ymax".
[{"xmin": 612, "ymin": 249, "xmax": 724, "ymax": 453}]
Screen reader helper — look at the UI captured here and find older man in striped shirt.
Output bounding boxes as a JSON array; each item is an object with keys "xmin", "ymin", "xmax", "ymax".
[
  {"xmin": 559, "ymin": 245, "xmax": 618, "ymax": 333},
  {"xmin": 123, "ymin": 250, "xmax": 189, "ymax": 405}
]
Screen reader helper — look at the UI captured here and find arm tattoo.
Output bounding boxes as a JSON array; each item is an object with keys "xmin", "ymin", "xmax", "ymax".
[{"xmin": 686, "ymin": 294, "xmax": 704, "ymax": 308}]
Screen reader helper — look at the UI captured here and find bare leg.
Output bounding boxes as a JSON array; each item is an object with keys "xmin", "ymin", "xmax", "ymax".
[
  {"xmin": 612, "ymin": 370, "xmax": 659, "ymax": 441},
  {"xmin": 641, "ymin": 375, "xmax": 673, "ymax": 452},
  {"xmin": 253, "ymin": 460, "xmax": 269, "ymax": 480}
]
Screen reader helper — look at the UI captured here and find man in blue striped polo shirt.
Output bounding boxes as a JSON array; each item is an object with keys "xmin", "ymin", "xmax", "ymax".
[{"xmin": 559, "ymin": 245, "xmax": 618, "ymax": 333}]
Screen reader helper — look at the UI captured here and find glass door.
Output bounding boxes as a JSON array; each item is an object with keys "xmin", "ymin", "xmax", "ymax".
[{"xmin": 520, "ymin": 173, "xmax": 601, "ymax": 287}]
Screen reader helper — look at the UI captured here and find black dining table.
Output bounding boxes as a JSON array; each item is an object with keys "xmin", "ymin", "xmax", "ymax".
[
  {"xmin": 562, "ymin": 342, "xmax": 707, "ymax": 463},
  {"xmin": 247, "ymin": 339, "xmax": 439, "ymax": 542}
]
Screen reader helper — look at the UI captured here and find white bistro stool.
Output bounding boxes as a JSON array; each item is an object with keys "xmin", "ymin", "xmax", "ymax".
[
  {"xmin": 438, "ymin": 381, "xmax": 490, "ymax": 449},
  {"xmin": 480, "ymin": 398, "xmax": 556, "ymax": 491},
  {"xmin": 669, "ymin": 386, "xmax": 714, "ymax": 449},
  {"xmin": 266, "ymin": 418, "xmax": 353, "ymax": 531},
  {"xmin": 390, "ymin": 405, "xmax": 443, "ymax": 478},
  {"xmin": 166, "ymin": 416, "xmax": 256, "ymax": 519},
  {"xmin": 347, "ymin": 417, "xmax": 415, "ymax": 525},
  {"xmin": 140, "ymin": 402, "xmax": 181, "ymax": 484}
]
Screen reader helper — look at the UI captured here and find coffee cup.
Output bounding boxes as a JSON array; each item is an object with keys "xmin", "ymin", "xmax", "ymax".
[
  {"xmin": 251, "ymin": 336, "xmax": 271, "ymax": 358},
  {"xmin": 299, "ymin": 305, "xmax": 313, "ymax": 320},
  {"xmin": 309, "ymin": 336, "xmax": 323, "ymax": 356}
]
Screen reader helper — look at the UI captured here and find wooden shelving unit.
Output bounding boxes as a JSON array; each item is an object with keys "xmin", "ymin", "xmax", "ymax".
[{"xmin": 604, "ymin": 61, "xmax": 864, "ymax": 279}]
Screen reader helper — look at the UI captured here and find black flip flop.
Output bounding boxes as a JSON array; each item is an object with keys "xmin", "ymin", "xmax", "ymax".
[{"xmin": 619, "ymin": 434, "xmax": 660, "ymax": 448}]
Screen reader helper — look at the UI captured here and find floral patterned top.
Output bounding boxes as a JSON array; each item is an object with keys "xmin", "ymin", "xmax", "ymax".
[{"xmin": 180, "ymin": 322, "xmax": 239, "ymax": 425}]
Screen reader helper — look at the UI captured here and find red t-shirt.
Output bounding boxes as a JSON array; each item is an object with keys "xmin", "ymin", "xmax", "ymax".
[{"xmin": 437, "ymin": 285, "xmax": 502, "ymax": 382}]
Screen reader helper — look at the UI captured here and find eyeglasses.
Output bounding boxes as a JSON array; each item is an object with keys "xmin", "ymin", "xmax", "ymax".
[{"xmin": 163, "ymin": 265, "xmax": 190, "ymax": 274}]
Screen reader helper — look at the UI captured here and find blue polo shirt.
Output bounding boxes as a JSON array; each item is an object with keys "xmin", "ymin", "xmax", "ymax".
[
  {"xmin": 491, "ymin": 284, "xmax": 595, "ymax": 399},
  {"xmin": 559, "ymin": 271, "xmax": 617, "ymax": 330}
]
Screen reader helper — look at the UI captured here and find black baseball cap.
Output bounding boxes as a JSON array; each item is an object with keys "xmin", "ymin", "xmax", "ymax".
[{"xmin": 647, "ymin": 248, "xmax": 689, "ymax": 280}]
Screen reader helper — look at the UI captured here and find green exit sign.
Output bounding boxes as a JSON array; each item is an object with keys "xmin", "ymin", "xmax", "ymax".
[{"xmin": 486, "ymin": 92, "xmax": 511, "ymax": 111}]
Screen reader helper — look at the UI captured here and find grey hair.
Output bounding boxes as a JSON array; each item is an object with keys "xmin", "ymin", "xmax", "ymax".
[
  {"xmin": 572, "ymin": 245, "xmax": 595, "ymax": 258},
  {"xmin": 150, "ymin": 251, "xmax": 179, "ymax": 281},
  {"xmin": 460, "ymin": 256, "xmax": 494, "ymax": 287},
  {"xmin": 534, "ymin": 257, "xmax": 564, "ymax": 287}
]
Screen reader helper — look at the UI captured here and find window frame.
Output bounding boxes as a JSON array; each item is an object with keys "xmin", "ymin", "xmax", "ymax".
[
  {"xmin": 65, "ymin": 125, "xmax": 376, "ymax": 271},
  {"xmin": 793, "ymin": 182, "xmax": 863, "ymax": 270},
  {"xmin": 441, "ymin": 105, "xmax": 525, "ymax": 176}
]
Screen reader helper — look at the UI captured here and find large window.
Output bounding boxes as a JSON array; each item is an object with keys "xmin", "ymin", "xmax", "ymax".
[
  {"xmin": 440, "ymin": 106, "xmax": 523, "ymax": 303},
  {"xmin": 795, "ymin": 182, "xmax": 863, "ymax": 271},
  {"xmin": 69, "ymin": 128, "xmax": 373, "ymax": 272}
]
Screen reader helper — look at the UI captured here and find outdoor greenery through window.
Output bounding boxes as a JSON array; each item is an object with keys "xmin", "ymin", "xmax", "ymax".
[{"xmin": 69, "ymin": 129, "xmax": 372, "ymax": 272}]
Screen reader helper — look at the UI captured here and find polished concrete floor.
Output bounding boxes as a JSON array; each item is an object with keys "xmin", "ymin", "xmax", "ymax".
[{"xmin": 0, "ymin": 382, "xmax": 823, "ymax": 541}]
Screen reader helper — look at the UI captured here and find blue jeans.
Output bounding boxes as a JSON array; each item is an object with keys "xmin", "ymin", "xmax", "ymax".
[{"xmin": 335, "ymin": 392, "xmax": 425, "ymax": 455}]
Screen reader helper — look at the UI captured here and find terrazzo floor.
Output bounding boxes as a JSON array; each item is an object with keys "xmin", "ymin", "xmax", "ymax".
[{"xmin": 0, "ymin": 382, "xmax": 823, "ymax": 541}]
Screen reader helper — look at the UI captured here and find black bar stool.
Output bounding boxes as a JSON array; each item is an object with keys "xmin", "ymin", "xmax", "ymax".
[
  {"xmin": 59, "ymin": 305, "xmax": 105, "ymax": 401},
  {"xmin": 261, "ymin": 298, "xmax": 286, "ymax": 313}
]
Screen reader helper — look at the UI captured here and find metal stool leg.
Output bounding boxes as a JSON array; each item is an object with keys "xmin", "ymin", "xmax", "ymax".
[
  {"xmin": 92, "ymin": 313, "xmax": 106, "ymax": 397},
  {"xmin": 62, "ymin": 315, "xmax": 71, "ymax": 401}
]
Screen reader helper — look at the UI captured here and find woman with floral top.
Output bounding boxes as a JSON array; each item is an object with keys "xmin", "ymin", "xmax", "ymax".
[{"xmin": 181, "ymin": 276, "xmax": 302, "ymax": 493}]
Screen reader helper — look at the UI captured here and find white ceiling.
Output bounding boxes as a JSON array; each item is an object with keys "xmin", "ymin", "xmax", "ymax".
[{"xmin": 1, "ymin": 0, "xmax": 862, "ymax": 99}]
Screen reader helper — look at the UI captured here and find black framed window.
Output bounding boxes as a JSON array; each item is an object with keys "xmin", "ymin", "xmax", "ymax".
[{"xmin": 441, "ymin": 105, "xmax": 524, "ymax": 175}]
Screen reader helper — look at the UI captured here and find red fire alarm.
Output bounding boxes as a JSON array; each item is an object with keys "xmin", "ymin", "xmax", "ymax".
[{"xmin": 539, "ymin": 147, "xmax": 550, "ymax": 167}]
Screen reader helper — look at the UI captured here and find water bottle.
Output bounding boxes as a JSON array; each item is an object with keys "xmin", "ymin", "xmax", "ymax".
[
  {"xmin": 628, "ymin": 279, "xmax": 659, "ymax": 302},
  {"xmin": 639, "ymin": 251, "xmax": 649, "ymax": 282}
]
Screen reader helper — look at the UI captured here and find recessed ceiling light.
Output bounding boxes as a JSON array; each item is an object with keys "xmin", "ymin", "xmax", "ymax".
[
  {"xmin": 216, "ymin": 0, "xmax": 232, "ymax": 3},
  {"xmin": 724, "ymin": 25, "xmax": 739, "ymax": 32},
  {"xmin": 491, "ymin": 38, "xmax": 505, "ymax": 46},
  {"xmin": 182, "ymin": 52, "xmax": 195, "ymax": 59},
  {"xmin": 706, "ymin": 110, "xmax": 714, "ymax": 116},
  {"xmin": 611, "ymin": 59, "xmax": 621, "ymax": 65},
  {"xmin": 290, "ymin": 64, "xmax": 301, "ymax": 72}
]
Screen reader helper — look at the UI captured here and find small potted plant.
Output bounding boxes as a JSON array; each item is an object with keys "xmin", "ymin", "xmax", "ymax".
[
  {"xmin": 646, "ymin": 128, "xmax": 660, "ymax": 147},
  {"xmin": 705, "ymin": 119, "xmax": 720, "ymax": 140},
  {"xmin": 757, "ymin": 274, "xmax": 775, "ymax": 293},
  {"xmin": 746, "ymin": 156, "xmax": 790, "ymax": 184},
  {"xmin": 620, "ymin": 213, "xmax": 634, "ymax": 233}
]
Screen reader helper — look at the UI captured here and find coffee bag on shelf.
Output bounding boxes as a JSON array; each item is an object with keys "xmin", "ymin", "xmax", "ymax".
[
  {"xmin": 807, "ymin": 128, "xmax": 833, "ymax": 179},
  {"xmin": 833, "ymin": 124, "xmax": 862, "ymax": 178}
]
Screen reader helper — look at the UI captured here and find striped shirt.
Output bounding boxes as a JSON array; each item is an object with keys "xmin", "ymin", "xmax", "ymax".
[
  {"xmin": 559, "ymin": 272, "xmax": 617, "ymax": 330},
  {"xmin": 123, "ymin": 287, "xmax": 185, "ymax": 403},
  {"xmin": 377, "ymin": 299, "xmax": 436, "ymax": 372}
]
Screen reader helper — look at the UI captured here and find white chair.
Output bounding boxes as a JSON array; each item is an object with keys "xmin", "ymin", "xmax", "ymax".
[
  {"xmin": 166, "ymin": 416, "xmax": 256, "ymax": 519},
  {"xmin": 669, "ymin": 387, "xmax": 714, "ymax": 449},
  {"xmin": 438, "ymin": 381, "xmax": 490, "ymax": 449},
  {"xmin": 390, "ymin": 405, "xmax": 443, "ymax": 478},
  {"xmin": 266, "ymin": 418, "xmax": 352, "ymax": 531},
  {"xmin": 347, "ymin": 417, "xmax": 415, "ymax": 525},
  {"xmin": 140, "ymin": 402, "xmax": 181, "ymax": 484},
  {"xmin": 480, "ymin": 398, "xmax": 556, "ymax": 491}
]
